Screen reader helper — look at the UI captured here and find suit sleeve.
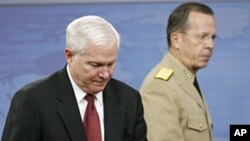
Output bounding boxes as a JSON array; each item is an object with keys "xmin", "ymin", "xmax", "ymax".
[
  {"xmin": 133, "ymin": 92, "xmax": 148, "ymax": 141},
  {"xmin": 2, "ymin": 90, "xmax": 41, "ymax": 141}
]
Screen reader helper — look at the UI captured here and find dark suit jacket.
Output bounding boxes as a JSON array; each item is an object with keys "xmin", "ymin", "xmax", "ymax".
[{"xmin": 2, "ymin": 66, "xmax": 147, "ymax": 141}]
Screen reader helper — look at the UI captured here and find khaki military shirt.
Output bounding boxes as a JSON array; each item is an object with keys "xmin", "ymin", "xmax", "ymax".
[{"xmin": 140, "ymin": 53, "xmax": 213, "ymax": 141}]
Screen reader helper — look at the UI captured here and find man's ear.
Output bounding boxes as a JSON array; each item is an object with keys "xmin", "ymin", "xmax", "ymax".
[
  {"xmin": 170, "ymin": 32, "xmax": 181, "ymax": 49},
  {"xmin": 65, "ymin": 48, "xmax": 74, "ymax": 63}
]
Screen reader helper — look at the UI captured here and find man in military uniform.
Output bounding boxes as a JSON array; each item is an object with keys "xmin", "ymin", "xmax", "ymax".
[{"xmin": 140, "ymin": 2, "xmax": 216, "ymax": 141}]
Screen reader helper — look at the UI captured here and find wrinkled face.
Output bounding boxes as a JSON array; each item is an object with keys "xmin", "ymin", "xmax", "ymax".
[
  {"xmin": 178, "ymin": 12, "xmax": 216, "ymax": 73},
  {"xmin": 66, "ymin": 42, "xmax": 118, "ymax": 94}
]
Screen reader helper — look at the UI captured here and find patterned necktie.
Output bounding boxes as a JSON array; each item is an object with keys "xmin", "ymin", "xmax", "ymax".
[{"xmin": 84, "ymin": 94, "xmax": 102, "ymax": 141}]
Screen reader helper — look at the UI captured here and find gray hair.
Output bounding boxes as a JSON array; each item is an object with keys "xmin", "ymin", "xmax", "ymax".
[
  {"xmin": 166, "ymin": 2, "xmax": 214, "ymax": 47},
  {"xmin": 66, "ymin": 15, "xmax": 120, "ymax": 55}
]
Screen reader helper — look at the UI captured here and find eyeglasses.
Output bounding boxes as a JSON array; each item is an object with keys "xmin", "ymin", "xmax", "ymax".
[{"xmin": 179, "ymin": 32, "xmax": 217, "ymax": 44}]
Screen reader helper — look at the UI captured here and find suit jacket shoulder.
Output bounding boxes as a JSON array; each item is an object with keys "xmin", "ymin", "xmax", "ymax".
[{"xmin": 103, "ymin": 78, "xmax": 147, "ymax": 141}]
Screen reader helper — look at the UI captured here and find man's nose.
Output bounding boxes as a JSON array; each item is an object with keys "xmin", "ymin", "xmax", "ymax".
[
  {"xmin": 99, "ymin": 66, "xmax": 110, "ymax": 79},
  {"xmin": 205, "ymin": 36, "xmax": 215, "ymax": 49}
]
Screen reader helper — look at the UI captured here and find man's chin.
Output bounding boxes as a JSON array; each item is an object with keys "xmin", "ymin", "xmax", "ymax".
[
  {"xmin": 199, "ymin": 63, "xmax": 209, "ymax": 69},
  {"xmin": 89, "ymin": 84, "xmax": 106, "ymax": 94}
]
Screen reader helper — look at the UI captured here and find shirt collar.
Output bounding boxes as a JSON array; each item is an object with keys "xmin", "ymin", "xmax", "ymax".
[
  {"xmin": 66, "ymin": 65, "xmax": 103, "ymax": 106},
  {"xmin": 167, "ymin": 53, "xmax": 196, "ymax": 83}
]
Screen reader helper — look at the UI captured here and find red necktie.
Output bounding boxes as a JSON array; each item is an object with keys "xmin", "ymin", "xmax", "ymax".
[{"xmin": 84, "ymin": 94, "xmax": 102, "ymax": 141}]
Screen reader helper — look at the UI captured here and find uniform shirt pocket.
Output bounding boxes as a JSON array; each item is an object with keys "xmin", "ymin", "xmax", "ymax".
[{"xmin": 187, "ymin": 113, "xmax": 208, "ymax": 131}]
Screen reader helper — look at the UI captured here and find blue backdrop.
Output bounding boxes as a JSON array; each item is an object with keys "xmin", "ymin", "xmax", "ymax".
[{"xmin": 0, "ymin": 2, "xmax": 250, "ymax": 141}]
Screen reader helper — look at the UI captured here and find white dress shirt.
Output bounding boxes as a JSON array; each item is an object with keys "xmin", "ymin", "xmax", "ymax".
[{"xmin": 67, "ymin": 65, "xmax": 104, "ymax": 141}]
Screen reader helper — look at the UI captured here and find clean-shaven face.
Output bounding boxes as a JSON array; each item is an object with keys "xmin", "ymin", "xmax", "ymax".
[
  {"xmin": 178, "ymin": 12, "xmax": 216, "ymax": 73},
  {"xmin": 67, "ymin": 41, "xmax": 118, "ymax": 94}
]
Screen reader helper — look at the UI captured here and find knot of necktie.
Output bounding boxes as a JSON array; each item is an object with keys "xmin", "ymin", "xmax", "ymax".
[
  {"xmin": 85, "ymin": 94, "xmax": 96, "ymax": 113},
  {"xmin": 85, "ymin": 94, "xmax": 95, "ymax": 103}
]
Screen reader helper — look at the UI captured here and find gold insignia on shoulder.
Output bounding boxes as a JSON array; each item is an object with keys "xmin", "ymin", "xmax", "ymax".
[{"xmin": 154, "ymin": 68, "xmax": 174, "ymax": 81}]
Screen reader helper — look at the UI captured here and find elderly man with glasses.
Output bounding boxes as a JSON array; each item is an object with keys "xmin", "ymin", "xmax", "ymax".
[{"xmin": 140, "ymin": 2, "xmax": 216, "ymax": 141}]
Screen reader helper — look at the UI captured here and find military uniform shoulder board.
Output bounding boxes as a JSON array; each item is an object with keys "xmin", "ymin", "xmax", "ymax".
[{"xmin": 154, "ymin": 67, "xmax": 174, "ymax": 81}]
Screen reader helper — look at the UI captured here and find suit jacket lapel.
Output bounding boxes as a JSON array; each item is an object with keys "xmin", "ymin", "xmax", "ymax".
[
  {"xmin": 55, "ymin": 67, "xmax": 86, "ymax": 141},
  {"xmin": 103, "ymin": 81, "xmax": 124, "ymax": 141}
]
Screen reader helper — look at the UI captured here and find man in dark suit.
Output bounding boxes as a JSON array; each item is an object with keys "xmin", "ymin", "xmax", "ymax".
[{"xmin": 2, "ymin": 15, "xmax": 147, "ymax": 141}]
